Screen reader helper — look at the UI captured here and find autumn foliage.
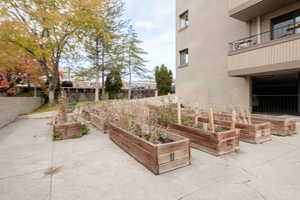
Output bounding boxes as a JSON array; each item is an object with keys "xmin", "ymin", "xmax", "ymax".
[{"xmin": 0, "ymin": 42, "xmax": 44, "ymax": 95}]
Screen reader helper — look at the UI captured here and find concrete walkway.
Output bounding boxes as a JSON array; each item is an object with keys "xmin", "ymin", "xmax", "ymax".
[{"xmin": 0, "ymin": 118, "xmax": 300, "ymax": 200}]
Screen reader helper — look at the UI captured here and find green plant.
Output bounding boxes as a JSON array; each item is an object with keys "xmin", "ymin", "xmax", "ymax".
[
  {"xmin": 215, "ymin": 126, "xmax": 230, "ymax": 133},
  {"xmin": 53, "ymin": 131, "xmax": 62, "ymax": 138},
  {"xmin": 105, "ymin": 69, "xmax": 123, "ymax": 99},
  {"xmin": 159, "ymin": 133, "xmax": 168, "ymax": 140},
  {"xmin": 72, "ymin": 135, "xmax": 82, "ymax": 139},
  {"xmin": 80, "ymin": 124, "xmax": 90, "ymax": 135},
  {"xmin": 155, "ymin": 64, "xmax": 173, "ymax": 95}
]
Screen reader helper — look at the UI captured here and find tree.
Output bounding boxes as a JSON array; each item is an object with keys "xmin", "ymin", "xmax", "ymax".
[
  {"xmin": 105, "ymin": 69, "xmax": 122, "ymax": 99},
  {"xmin": 0, "ymin": 41, "xmax": 44, "ymax": 95},
  {"xmin": 83, "ymin": 0, "xmax": 125, "ymax": 101},
  {"xmin": 0, "ymin": 0, "xmax": 105, "ymax": 105},
  {"xmin": 123, "ymin": 25, "xmax": 148, "ymax": 99},
  {"xmin": 155, "ymin": 65, "xmax": 173, "ymax": 96}
]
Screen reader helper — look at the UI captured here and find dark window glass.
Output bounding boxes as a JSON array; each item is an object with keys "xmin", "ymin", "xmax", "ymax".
[
  {"xmin": 179, "ymin": 49, "xmax": 189, "ymax": 66},
  {"xmin": 271, "ymin": 8, "xmax": 300, "ymax": 40},
  {"xmin": 179, "ymin": 11, "xmax": 189, "ymax": 29}
]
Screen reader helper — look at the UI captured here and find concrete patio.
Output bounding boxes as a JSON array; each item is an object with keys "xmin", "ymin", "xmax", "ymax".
[{"xmin": 0, "ymin": 117, "xmax": 300, "ymax": 200}]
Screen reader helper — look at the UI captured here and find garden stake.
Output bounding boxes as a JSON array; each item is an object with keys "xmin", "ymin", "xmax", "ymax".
[
  {"xmin": 231, "ymin": 110, "xmax": 236, "ymax": 129},
  {"xmin": 176, "ymin": 96, "xmax": 182, "ymax": 125},
  {"xmin": 209, "ymin": 108, "xmax": 215, "ymax": 132}
]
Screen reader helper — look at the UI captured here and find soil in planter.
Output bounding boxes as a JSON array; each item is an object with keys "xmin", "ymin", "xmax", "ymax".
[{"xmin": 158, "ymin": 137, "xmax": 174, "ymax": 144}]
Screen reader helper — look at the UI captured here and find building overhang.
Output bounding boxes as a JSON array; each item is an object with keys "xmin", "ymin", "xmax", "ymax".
[
  {"xmin": 229, "ymin": 61, "xmax": 300, "ymax": 77},
  {"xmin": 228, "ymin": 34, "xmax": 300, "ymax": 77},
  {"xmin": 229, "ymin": 0, "xmax": 299, "ymax": 21}
]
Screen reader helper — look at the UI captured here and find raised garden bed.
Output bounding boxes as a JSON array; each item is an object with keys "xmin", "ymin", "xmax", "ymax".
[
  {"xmin": 108, "ymin": 123, "xmax": 191, "ymax": 175},
  {"xmin": 53, "ymin": 117, "xmax": 89, "ymax": 140},
  {"xmin": 53, "ymin": 121, "xmax": 82, "ymax": 140},
  {"xmin": 90, "ymin": 113, "xmax": 109, "ymax": 134},
  {"xmin": 164, "ymin": 122, "xmax": 240, "ymax": 156},
  {"xmin": 214, "ymin": 113, "xmax": 296, "ymax": 136},
  {"xmin": 196, "ymin": 116, "xmax": 271, "ymax": 144},
  {"xmin": 251, "ymin": 114, "xmax": 297, "ymax": 136}
]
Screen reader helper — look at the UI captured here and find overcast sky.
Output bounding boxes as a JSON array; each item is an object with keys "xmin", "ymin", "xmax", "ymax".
[{"xmin": 123, "ymin": 0, "xmax": 176, "ymax": 76}]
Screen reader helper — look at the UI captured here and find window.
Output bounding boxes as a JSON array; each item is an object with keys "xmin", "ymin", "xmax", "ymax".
[
  {"xmin": 179, "ymin": 49, "xmax": 189, "ymax": 66},
  {"xmin": 271, "ymin": 8, "xmax": 300, "ymax": 40},
  {"xmin": 179, "ymin": 11, "xmax": 189, "ymax": 29}
]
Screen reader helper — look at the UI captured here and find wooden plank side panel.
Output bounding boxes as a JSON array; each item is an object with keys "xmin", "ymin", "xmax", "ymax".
[
  {"xmin": 108, "ymin": 123, "xmax": 191, "ymax": 175},
  {"xmin": 90, "ymin": 114, "xmax": 107, "ymax": 133},
  {"xmin": 158, "ymin": 157, "xmax": 190, "ymax": 174},
  {"xmin": 109, "ymin": 127, "xmax": 158, "ymax": 174},
  {"xmin": 158, "ymin": 149, "xmax": 189, "ymax": 165},
  {"xmin": 166, "ymin": 123, "xmax": 239, "ymax": 156},
  {"xmin": 110, "ymin": 125, "xmax": 157, "ymax": 157},
  {"xmin": 169, "ymin": 128, "xmax": 219, "ymax": 150}
]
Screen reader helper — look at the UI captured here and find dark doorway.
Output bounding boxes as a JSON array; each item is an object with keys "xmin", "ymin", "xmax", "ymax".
[{"xmin": 252, "ymin": 73, "xmax": 298, "ymax": 115}]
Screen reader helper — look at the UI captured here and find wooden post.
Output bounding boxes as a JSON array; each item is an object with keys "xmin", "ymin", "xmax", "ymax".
[
  {"xmin": 209, "ymin": 108, "xmax": 215, "ymax": 132},
  {"xmin": 176, "ymin": 96, "xmax": 182, "ymax": 125},
  {"xmin": 194, "ymin": 109, "xmax": 199, "ymax": 127},
  {"xmin": 240, "ymin": 106, "xmax": 248, "ymax": 124},
  {"xmin": 246, "ymin": 109, "xmax": 252, "ymax": 124},
  {"xmin": 231, "ymin": 110, "xmax": 236, "ymax": 129}
]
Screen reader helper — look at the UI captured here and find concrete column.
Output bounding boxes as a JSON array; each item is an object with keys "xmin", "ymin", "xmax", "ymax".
[
  {"xmin": 297, "ymin": 72, "xmax": 300, "ymax": 115},
  {"xmin": 248, "ymin": 76, "xmax": 253, "ymax": 113},
  {"xmin": 257, "ymin": 16, "xmax": 261, "ymax": 44},
  {"xmin": 34, "ymin": 87, "xmax": 37, "ymax": 97}
]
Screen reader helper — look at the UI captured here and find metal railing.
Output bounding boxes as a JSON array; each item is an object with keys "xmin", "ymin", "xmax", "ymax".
[
  {"xmin": 229, "ymin": 21, "xmax": 300, "ymax": 52},
  {"xmin": 252, "ymin": 95, "xmax": 298, "ymax": 114}
]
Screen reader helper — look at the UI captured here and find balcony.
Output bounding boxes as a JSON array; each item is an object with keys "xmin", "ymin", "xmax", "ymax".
[
  {"xmin": 228, "ymin": 22, "xmax": 300, "ymax": 76},
  {"xmin": 229, "ymin": 0, "xmax": 299, "ymax": 21}
]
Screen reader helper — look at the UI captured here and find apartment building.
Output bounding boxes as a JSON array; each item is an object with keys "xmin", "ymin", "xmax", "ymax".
[{"xmin": 176, "ymin": 0, "xmax": 300, "ymax": 114}]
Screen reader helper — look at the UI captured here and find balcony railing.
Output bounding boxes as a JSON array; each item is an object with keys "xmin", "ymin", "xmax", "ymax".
[{"xmin": 229, "ymin": 21, "xmax": 300, "ymax": 52}]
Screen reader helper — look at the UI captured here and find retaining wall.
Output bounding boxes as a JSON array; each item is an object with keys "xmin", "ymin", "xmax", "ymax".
[{"xmin": 0, "ymin": 97, "xmax": 42, "ymax": 128}]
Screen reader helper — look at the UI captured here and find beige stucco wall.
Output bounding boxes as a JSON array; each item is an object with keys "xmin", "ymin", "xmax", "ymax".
[
  {"xmin": 0, "ymin": 97, "xmax": 42, "ymax": 128},
  {"xmin": 176, "ymin": 0, "xmax": 250, "ymax": 110}
]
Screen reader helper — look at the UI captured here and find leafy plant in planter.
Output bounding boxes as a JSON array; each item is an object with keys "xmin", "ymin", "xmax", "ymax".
[
  {"xmin": 53, "ymin": 92, "xmax": 86, "ymax": 140},
  {"xmin": 80, "ymin": 123, "xmax": 90, "ymax": 135},
  {"xmin": 53, "ymin": 131, "xmax": 62, "ymax": 138}
]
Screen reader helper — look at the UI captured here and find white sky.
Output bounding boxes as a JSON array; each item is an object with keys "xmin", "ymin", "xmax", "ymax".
[{"xmin": 123, "ymin": 0, "xmax": 176, "ymax": 76}]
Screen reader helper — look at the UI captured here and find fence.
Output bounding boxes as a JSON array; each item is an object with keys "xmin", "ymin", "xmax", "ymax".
[{"xmin": 252, "ymin": 95, "xmax": 298, "ymax": 115}]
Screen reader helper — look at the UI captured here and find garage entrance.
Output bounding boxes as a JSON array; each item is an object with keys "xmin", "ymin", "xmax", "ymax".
[{"xmin": 252, "ymin": 72, "xmax": 299, "ymax": 115}]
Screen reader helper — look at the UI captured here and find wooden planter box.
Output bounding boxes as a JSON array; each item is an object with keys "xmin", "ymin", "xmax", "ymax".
[
  {"xmin": 90, "ymin": 113, "xmax": 109, "ymax": 134},
  {"xmin": 214, "ymin": 113, "xmax": 296, "ymax": 136},
  {"xmin": 53, "ymin": 122, "xmax": 82, "ymax": 140},
  {"xmin": 165, "ymin": 122, "xmax": 240, "ymax": 156},
  {"xmin": 108, "ymin": 123, "xmax": 191, "ymax": 175},
  {"xmin": 196, "ymin": 116, "xmax": 272, "ymax": 144},
  {"xmin": 251, "ymin": 114, "xmax": 297, "ymax": 136}
]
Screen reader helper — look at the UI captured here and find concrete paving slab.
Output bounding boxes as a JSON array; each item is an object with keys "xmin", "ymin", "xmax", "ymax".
[
  {"xmin": 0, "ymin": 171, "xmax": 51, "ymax": 200},
  {"xmin": 0, "ymin": 118, "xmax": 300, "ymax": 200}
]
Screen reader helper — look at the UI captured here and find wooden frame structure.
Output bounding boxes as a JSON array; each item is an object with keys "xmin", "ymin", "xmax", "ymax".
[
  {"xmin": 108, "ymin": 123, "xmax": 191, "ymax": 175},
  {"xmin": 164, "ymin": 122, "xmax": 240, "ymax": 156}
]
